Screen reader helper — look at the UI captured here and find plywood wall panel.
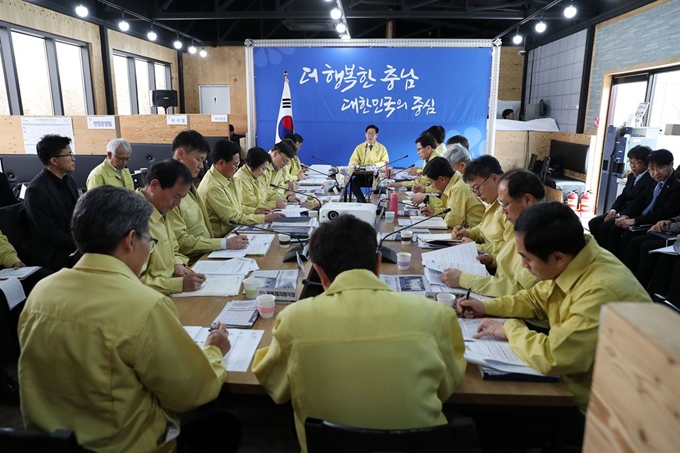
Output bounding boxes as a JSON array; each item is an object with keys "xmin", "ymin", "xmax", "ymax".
[
  {"xmin": 494, "ymin": 131, "xmax": 529, "ymax": 171},
  {"xmin": 119, "ymin": 115, "xmax": 187, "ymax": 144},
  {"xmin": 188, "ymin": 115, "xmax": 230, "ymax": 138},
  {"xmin": 71, "ymin": 116, "xmax": 120, "ymax": 155},
  {"xmin": 0, "ymin": 116, "xmax": 23, "ymax": 154},
  {"xmin": 498, "ymin": 47, "xmax": 525, "ymax": 101}
]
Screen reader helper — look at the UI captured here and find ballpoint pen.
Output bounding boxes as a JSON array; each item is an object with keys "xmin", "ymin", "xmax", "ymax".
[{"xmin": 183, "ymin": 264, "xmax": 195, "ymax": 274}]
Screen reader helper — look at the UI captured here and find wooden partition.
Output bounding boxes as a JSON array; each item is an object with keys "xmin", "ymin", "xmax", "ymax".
[
  {"xmin": 0, "ymin": 114, "xmax": 229, "ymax": 154},
  {"xmin": 584, "ymin": 303, "xmax": 680, "ymax": 452}
]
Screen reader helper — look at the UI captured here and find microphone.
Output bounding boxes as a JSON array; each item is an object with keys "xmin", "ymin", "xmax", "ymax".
[
  {"xmin": 376, "ymin": 207, "xmax": 452, "ymax": 263},
  {"xmin": 301, "ymin": 279, "xmax": 323, "ymax": 287},
  {"xmin": 373, "ymin": 164, "xmax": 415, "ymax": 194},
  {"xmin": 310, "ymin": 155, "xmax": 337, "ymax": 167},
  {"xmin": 227, "ymin": 219, "xmax": 308, "ymax": 262},
  {"xmin": 271, "ymin": 184, "xmax": 323, "ymax": 211},
  {"xmin": 305, "ymin": 166, "xmax": 334, "ymax": 178},
  {"xmin": 375, "ymin": 154, "xmax": 409, "ymax": 176}
]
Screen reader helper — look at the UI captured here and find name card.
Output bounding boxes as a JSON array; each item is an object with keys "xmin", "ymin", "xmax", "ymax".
[
  {"xmin": 167, "ymin": 115, "xmax": 188, "ymax": 125},
  {"xmin": 87, "ymin": 116, "xmax": 115, "ymax": 130},
  {"xmin": 211, "ymin": 115, "xmax": 228, "ymax": 123}
]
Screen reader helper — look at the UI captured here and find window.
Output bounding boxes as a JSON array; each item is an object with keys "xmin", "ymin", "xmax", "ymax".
[
  {"xmin": 649, "ymin": 69, "xmax": 680, "ymax": 128},
  {"xmin": 112, "ymin": 51, "xmax": 171, "ymax": 115},
  {"xmin": 0, "ymin": 22, "xmax": 94, "ymax": 115}
]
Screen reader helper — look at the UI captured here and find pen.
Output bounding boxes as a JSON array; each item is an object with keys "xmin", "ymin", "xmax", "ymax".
[
  {"xmin": 209, "ymin": 322, "xmax": 218, "ymax": 332},
  {"xmin": 183, "ymin": 264, "xmax": 195, "ymax": 274},
  {"xmin": 465, "ymin": 288, "xmax": 471, "ymax": 300}
]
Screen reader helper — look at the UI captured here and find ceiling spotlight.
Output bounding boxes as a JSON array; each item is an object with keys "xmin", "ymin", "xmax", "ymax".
[
  {"xmin": 188, "ymin": 45, "xmax": 197, "ymax": 54},
  {"xmin": 147, "ymin": 30, "xmax": 157, "ymax": 41},
  {"xmin": 564, "ymin": 2, "xmax": 577, "ymax": 19},
  {"xmin": 513, "ymin": 29, "xmax": 523, "ymax": 45},
  {"xmin": 118, "ymin": 19, "xmax": 129, "ymax": 32},
  {"xmin": 199, "ymin": 48, "xmax": 207, "ymax": 58},
  {"xmin": 340, "ymin": 34, "xmax": 350, "ymax": 40},
  {"xmin": 330, "ymin": 7, "xmax": 342, "ymax": 20},
  {"xmin": 75, "ymin": 4, "xmax": 88, "ymax": 17},
  {"xmin": 173, "ymin": 37, "xmax": 183, "ymax": 50},
  {"xmin": 535, "ymin": 21, "xmax": 546, "ymax": 33},
  {"xmin": 336, "ymin": 23, "xmax": 346, "ymax": 33}
]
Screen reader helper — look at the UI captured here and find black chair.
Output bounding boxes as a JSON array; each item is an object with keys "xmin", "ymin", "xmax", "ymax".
[
  {"xmin": 305, "ymin": 417, "xmax": 475, "ymax": 453},
  {"xmin": 0, "ymin": 203, "xmax": 30, "ymax": 263},
  {"xmin": 0, "ymin": 428, "xmax": 90, "ymax": 452}
]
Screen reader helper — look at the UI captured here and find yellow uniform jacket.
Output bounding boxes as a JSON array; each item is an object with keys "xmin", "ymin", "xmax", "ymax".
[{"xmin": 86, "ymin": 159, "xmax": 134, "ymax": 191}]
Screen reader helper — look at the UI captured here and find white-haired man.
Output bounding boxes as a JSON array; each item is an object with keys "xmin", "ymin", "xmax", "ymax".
[{"xmin": 86, "ymin": 138, "xmax": 134, "ymax": 190}]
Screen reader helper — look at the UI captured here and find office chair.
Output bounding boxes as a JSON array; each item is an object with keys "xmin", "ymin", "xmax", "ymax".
[
  {"xmin": 305, "ymin": 417, "xmax": 475, "ymax": 453},
  {"xmin": 0, "ymin": 428, "xmax": 91, "ymax": 452},
  {"xmin": 0, "ymin": 202, "xmax": 31, "ymax": 262},
  {"xmin": 652, "ymin": 294, "xmax": 680, "ymax": 314}
]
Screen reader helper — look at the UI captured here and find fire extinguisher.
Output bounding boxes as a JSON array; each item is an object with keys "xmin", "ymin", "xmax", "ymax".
[
  {"xmin": 580, "ymin": 190, "xmax": 593, "ymax": 214},
  {"xmin": 566, "ymin": 191, "xmax": 578, "ymax": 211}
]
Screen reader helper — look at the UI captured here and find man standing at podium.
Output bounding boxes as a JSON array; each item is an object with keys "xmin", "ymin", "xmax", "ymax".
[{"xmin": 348, "ymin": 125, "xmax": 389, "ymax": 202}]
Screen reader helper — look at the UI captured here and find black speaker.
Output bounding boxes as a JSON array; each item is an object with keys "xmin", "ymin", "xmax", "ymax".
[{"xmin": 151, "ymin": 90, "xmax": 178, "ymax": 108}]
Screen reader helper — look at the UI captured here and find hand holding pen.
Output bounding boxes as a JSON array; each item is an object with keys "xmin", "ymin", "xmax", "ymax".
[
  {"xmin": 206, "ymin": 322, "xmax": 231, "ymax": 356},
  {"xmin": 456, "ymin": 289, "xmax": 485, "ymax": 318}
]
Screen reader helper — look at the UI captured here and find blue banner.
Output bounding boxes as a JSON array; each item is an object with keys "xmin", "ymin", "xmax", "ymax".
[{"xmin": 253, "ymin": 46, "xmax": 492, "ymax": 166}]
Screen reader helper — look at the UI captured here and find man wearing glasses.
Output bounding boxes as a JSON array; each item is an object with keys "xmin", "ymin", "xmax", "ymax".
[
  {"xmin": 85, "ymin": 138, "xmax": 134, "ymax": 191},
  {"xmin": 24, "ymin": 134, "xmax": 79, "ymax": 270},
  {"xmin": 348, "ymin": 125, "xmax": 389, "ymax": 203},
  {"xmin": 261, "ymin": 139, "xmax": 300, "ymax": 207}
]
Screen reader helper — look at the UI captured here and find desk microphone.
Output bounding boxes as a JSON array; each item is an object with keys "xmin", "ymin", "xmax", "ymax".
[
  {"xmin": 301, "ymin": 279, "xmax": 323, "ymax": 287},
  {"xmin": 374, "ymin": 154, "xmax": 409, "ymax": 176},
  {"xmin": 373, "ymin": 164, "xmax": 415, "ymax": 194},
  {"xmin": 376, "ymin": 207, "xmax": 451, "ymax": 263},
  {"xmin": 271, "ymin": 184, "xmax": 323, "ymax": 211},
  {"xmin": 228, "ymin": 219, "xmax": 308, "ymax": 262},
  {"xmin": 310, "ymin": 155, "xmax": 338, "ymax": 167}
]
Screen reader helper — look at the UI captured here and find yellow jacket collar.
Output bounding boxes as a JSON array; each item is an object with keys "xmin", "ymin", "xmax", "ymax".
[
  {"xmin": 323, "ymin": 269, "xmax": 393, "ymax": 296},
  {"xmin": 73, "ymin": 253, "xmax": 141, "ymax": 282},
  {"xmin": 554, "ymin": 235, "xmax": 598, "ymax": 294},
  {"xmin": 209, "ymin": 165, "xmax": 231, "ymax": 187},
  {"xmin": 136, "ymin": 188, "xmax": 163, "ymax": 221}
]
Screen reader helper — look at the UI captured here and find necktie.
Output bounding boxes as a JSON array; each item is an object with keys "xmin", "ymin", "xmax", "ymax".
[{"xmin": 642, "ymin": 181, "xmax": 663, "ymax": 215}]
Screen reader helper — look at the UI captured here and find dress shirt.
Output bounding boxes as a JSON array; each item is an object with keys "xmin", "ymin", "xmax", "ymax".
[
  {"xmin": 18, "ymin": 253, "xmax": 226, "ymax": 453},
  {"xmin": 459, "ymin": 230, "xmax": 538, "ymax": 297},
  {"xmin": 348, "ymin": 141, "xmax": 389, "ymax": 167},
  {"xmin": 0, "ymin": 231, "xmax": 20, "ymax": 268},
  {"xmin": 430, "ymin": 171, "xmax": 484, "ymax": 228},
  {"xmin": 465, "ymin": 199, "xmax": 514, "ymax": 254},
  {"xmin": 197, "ymin": 166, "xmax": 265, "ymax": 237},
  {"xmin": 137, "ymin": 190, "xmax": 188, "ymax": 295},
  {"xmin": 166, "ymin": 186, "xmax": 224, "ymax": 261},
  {"xmin": 482, "ymin": 236, "xmax": 651, "ymax": 413},
  {"xmin": 252, "ymin": 269, "xmax": 466, "ymax": 452},
  {"xmin": 86, "ymin": 159, "xmax": 134, "ymax": 191}
]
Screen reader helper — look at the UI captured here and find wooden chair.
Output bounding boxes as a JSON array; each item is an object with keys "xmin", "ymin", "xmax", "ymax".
[
  {"xmin": 0, "ymin": 428, "xmax": 90, "ymax": 453},
  {"xmin": 305, "ymin": 417, "xmax": 475, "ymax": 453}
]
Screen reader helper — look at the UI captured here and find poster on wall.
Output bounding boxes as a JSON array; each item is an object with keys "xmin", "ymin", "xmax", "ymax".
[
  {"xmin": 253, "ymin": 46, "xmax": 492, "ymax": 166},
  {"xmin": 21, "ymin": 117, "xmax": 76, "ymax": 154}
]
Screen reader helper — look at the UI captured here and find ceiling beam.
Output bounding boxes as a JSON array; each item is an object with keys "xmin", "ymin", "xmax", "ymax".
[{"xmin": 152, "ymin": 10, "xmax": 566, "ymax": 20}]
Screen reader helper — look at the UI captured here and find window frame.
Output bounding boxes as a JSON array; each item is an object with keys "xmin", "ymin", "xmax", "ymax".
[
  {"xmin": 112, "ymin": 50, "xmax": 172, "ymax": 115},
  {"xmin": 0, "ymin": 21, "xmax": 95, "ymax": 115}
]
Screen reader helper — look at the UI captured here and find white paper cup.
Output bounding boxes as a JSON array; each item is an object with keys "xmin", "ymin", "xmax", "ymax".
[
  {"xmin": 385, "ymin": 211, "xmax": 396, "ymax": 222},
  {"xmin": 396, "ymin": 252, "xmax": 411, "ymax": 271},
  {"xmin": 436, "ymin": 293, "xmax": 457, "ymax": 307},
  {"xmin": 278, "ymin": 233, "xmax": 291, "ymax": 248},
  {"xmin": 256, "ymin": 294, "xmax": 276, "ymax": 318},
  {"xmin": 309, "ymin": 210, "xmax": 319, "ymax": 219},
  {"xmin": 401, "ymin": 230, "xmax": 413, "ymax": 246},
  {"xmin": 243, "ymin": 278, "xmax": 260, "ymax": 299}
]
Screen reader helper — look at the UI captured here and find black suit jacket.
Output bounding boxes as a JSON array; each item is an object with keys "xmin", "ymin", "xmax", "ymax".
[
  {"xmin": 624, "ymin": 176, "xmax": 680, "ymax": 226},
  {"xmin": 24, "ymin": 168, "xmax": 79, "ymax": 270},
  {"xmin": 0, "ymin": 173, "xmax": 18, "ymax": 207},
  {"xmin": 611, "ymin": 171, "xmax": 654, "ymax": 213}
]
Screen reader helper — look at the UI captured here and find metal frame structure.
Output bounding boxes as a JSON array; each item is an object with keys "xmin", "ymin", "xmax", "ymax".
[{"xmin": 245, "ymin": 38, "xmax": 500, "ymax": 156}]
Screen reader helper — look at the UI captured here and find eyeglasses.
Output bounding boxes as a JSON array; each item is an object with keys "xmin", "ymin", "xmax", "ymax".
[
  {"xmin": 499, "ymin": 198, "xmax": 518, "ymax": 209},
  {"xmin": 114, "ymin": 155, "xmax": 132, "ymax": 162},
  {"xmin": 54, "ymin": 153, "xmax": 75, "ymax": 159},
  {"xmin": 416, "ymin": 147, "xmax": 424, "ymax": 152},
  {"xmin": 648, "ymin": 164, "xmax": 669, "ymax": 173},
  {"xmin": 470, "ymin": 175, "xmax": 491, "ymax": 193},
  {"xmin": 365, "ymin": 132, "xmax": 377, "ymax": 136},
  {"xmin": 139, "ymin": 232, "xmax": 158, "ymax": 253}
]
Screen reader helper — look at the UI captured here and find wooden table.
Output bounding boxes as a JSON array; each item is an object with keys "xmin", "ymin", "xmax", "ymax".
[{"xmin": 172, "ymin": 225, "xmax": 574, "ymax": 408}]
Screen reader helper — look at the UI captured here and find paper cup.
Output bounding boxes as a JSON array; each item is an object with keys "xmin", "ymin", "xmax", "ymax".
[
  {"xmin": 278, "ymin": 233, "xmax": 291, "ymax": 248},
  {"xmin": 436, "ymin": 293, "xmax": 457, "ymax": 307},
  {"xmin": 256, "ymin": 294, "xmax": 276, "ymax": 318},
  {"xmin": 243, "ymin": 278, "xmax": 260, "ymax": 299},
  {"xmin": 401, "ymin": 230, "xmax": 413, "ymax": 246},
  {"xmin": 396, "ymin": 252, "xmax": 411, "ymax": 271},
  {"xmin": 309, "ymin": 210, "xmax": 319, "ymax": 219},
  {"xmin": 385, "ymin": 211, "xmax": 396, "ymax": 222}
]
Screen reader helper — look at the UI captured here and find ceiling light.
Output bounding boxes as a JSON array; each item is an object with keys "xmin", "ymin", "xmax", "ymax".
[
  {"xmin": 188, "ymin": 40, "xmax": 197, "ymax": 54},
  {"xmin": 330, "ymin": 8, "xmax": 342, "ymax": 20},
  {"xmin": 336, "ymin": 23, "xmax": 346, "ymax": 33},
  {"xmin": 118, "ymin": 19, "xmax": 129, "ymax": 32},
  {"xmin": 199, "ymin": 48, "xmax": 207, "ymax": 58},
  {"xmin": 75, "ymin": 4, "xmax": 88, "ymax": 17},
  {"xmin": 564, "ymin": 3, "xmax": 577, "ymax": 19},
  {"xmin": 173, "ymin": 37, "xmax": 183, "ymax": 50},
  {"xmin": 147, "ymin": 30, "xmax": 157, "ymax": 41},
  {"xmin": 512, "ymin": 28, "xmax": 523, "ymax": 45},
  {"xmin": 535, "ymin": 21, "xmax": 546, "ymax": 33},
  {"xmin": 340, "ymin": 34, "xmax": 350, "ymax": 40}
]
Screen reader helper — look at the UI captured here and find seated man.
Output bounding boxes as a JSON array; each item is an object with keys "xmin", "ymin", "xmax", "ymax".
[
  {"xmin": 388, "ymin": 133, "xmax": 441, "ymax": 190},
  {"xmin": 502, "ymin": 108, "xmax": 516, "ymax": 120},
  {"xmin": 261, "ymin": 140, "xmax": 300, "ymax": 207},
  {"xmin": 137, "ymin": 159, "xmax": 206, "ymax": 295},
  {"xmin": 588, "ymin": 145, "xmax": 653, "ymax": 246},
  {"xmin": 606, "ymin": 149, "xmax": 680, "ymax": 258},
  {"xmin": 234, "ymin": 147, "xmax": 277, "ymax": 210},
  {"xmin": 623, "ymin": 215, "xmax": 680, "ymax": 289},
  {"xmin": 252, "ymin": 214, "xmax": 466, "ymax": 452},
  {"xmin": 454, "ymin": 155, "xmax": 512, "ymax": 254},
  {"xmin": 168, "ymin": 130, "xmax": 248, "ymax": 262},
  {"xmin": 283, "ymin": 132, "xmax": 307, "ymax": 185},
  {"xmin": 458, "ymin": 202, "xmax": 651, "ymax": 444},
  {"xmin": 199, "ymin": 140, "xmax": 283, "ymax": 236},
  {"xmin": 24, "ymin": 134, "xmax": 79, "ymax": 270},
  {"xmin": 19, "ymin": 186, "xmax": 239, "ymax": 453},
  {"xmin": 348, "ymin": 125, "xmax": 389, "ymax": 203},
  {"xmin": 420, "ymin": 157, "xmax": 484, "ymax": 229},
  {"xmin": 85, "ymin": 138, "xmax": 134, "ymax": 191},
  {"xmin": 441, "ymin": 169, "xmax": 541, "ymax": 297},
  {"xmin": 410, "ymin": 142, "xmax": 470, "ymax": 205}
]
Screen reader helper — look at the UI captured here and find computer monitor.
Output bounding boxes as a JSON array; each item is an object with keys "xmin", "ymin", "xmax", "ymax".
[
  {"xmin": 524, "ymin": 100, "xmax": 545, "ymax": 121},
  {"xmin": 151, "ymin": 90, "xmax": 178, "ymax": 108}
]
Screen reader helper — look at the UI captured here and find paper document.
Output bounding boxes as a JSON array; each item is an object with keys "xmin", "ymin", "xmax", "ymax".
[
  {"xmin": 0, "ymin": 266, "xmax": 41, "ymax": 280},
  {"xmin": 273, "ymin": 207, "xmax": 308, "ymax": 217},
  {"xmin": 251, "ymin": 269, "xmax": 299, "ymax": 301},
  {"xmin": 380, "ymin": 274, "xmax": 430, "ymax": 295},
  {"xmin": 0, "ymin": 277, "xmax": 26, "ymax": 310},
  {"xmin": 465, "ymin": 342, "xmax": 533, "ymax": 368},
  {"xmin": 208, "ymin": 234, "xmax": 274, "ymax": 258},
  {"xmin": 191, "ymin": 258, "xmax": 258, "ymax": 276},
  {"xmin": 422, "ymin": 242, "xmax": 489, "ymax": 276},
  {"xmin": 308, "ymin": 164, "xmax": 332, "ymax": 174},
  {"xmin": 458, "ymin": 318, "xmax": 508, "ymax": 342},
  {"xmin": 409, "ymin": 216, "xmax": 448, "ymax": 229},
  {"xmin": 172, "ymin": 275, "xmax": 244, "ymax": 297},
  {"xmin": 419, "ymin": 234, "xmax": 458, "ymax": 242},
  {"xmin": 213, "ymin": 300, "xmax": 260, "ymax": 328},
  {"xmin": 649, "ymin": 245, "xmax": 679, "ymax": 255},
  {"xmin": 427, "ymin": 283, "xmax": 491, "ymax": 301},
  {"xmin": 183, "ymin": 326, "xmax": 265, "ymax": 372}
]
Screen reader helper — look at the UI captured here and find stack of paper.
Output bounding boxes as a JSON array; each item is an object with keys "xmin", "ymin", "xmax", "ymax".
[
  {"xmin": 399, "ymin": 216, "xmax": 448, "ymax": 230},
  {"xmin": 172, "ymin": 275, "xmax": 244, "ymax": 297},
  {"xmin": 212, "ymin": 299, "xmax": 260, "ymax": 328},
  {"xmin": 649, "ymin": 244, "xmax": 679, "ymax": 255},
  {"xmin": 421, "ymin": 242, "xmax": 489, "ymax": 275},
  {"xmin": 0, "ymin": 266, "xmax": 41, "ymax": 280},
  {"xmin": 183, "ymin": 326, "xmax": 265, "ymax": 372},
  {"xmin": 191, "ymin": 258, "xmax": 258, "ymax": 276},
  {"xmin": 251, "ymin": 269, "xmax": 299, "ymax": 301},
  {"xmin": 380, "ymin": 274, "xmax": 430, "ymax": 296},
  {"xmin": 208, "ymin": 234, "xmax": 275, "ymax": 258}
]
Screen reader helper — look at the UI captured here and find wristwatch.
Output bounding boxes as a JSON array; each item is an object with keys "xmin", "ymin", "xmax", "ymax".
[{"xmin": 424, "ymin": 195, "xmax": 430, "ymax": 205}]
